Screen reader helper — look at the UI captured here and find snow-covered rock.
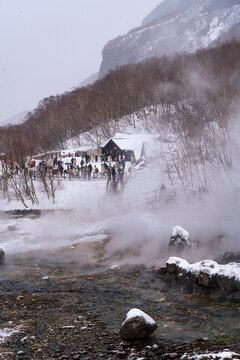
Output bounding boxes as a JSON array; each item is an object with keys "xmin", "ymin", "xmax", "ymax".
[
  {"xmin": 169, "ymin": 225, "xmax": 192, "ymax": 250},
  {"xmin": 166, "ymin": 257, "xmax": 240, "ymax": 282},
  {"xmin": 158, "ymin": 257, "xmax": 240, "ymax": 296},
  {"xmin": 120, "ymin": 308, "xmax": 157, "ymax": 340},
  {"xmin": 99, "ymin": 0, "xmax": 240, "ymax": 77}
]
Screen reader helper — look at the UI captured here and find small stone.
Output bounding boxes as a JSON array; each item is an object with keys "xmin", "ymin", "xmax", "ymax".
[{"xmin": 17, "ymin": 351, "xmax": 24, "ymax": 356}]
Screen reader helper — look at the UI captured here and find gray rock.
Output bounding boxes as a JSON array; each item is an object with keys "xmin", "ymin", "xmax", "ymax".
[
  {"xmin": 158, "ymin": 257, "xmax": 240, "ymax": 297},
  {"xmin": 215, "ymin": 251, "xmax": 240, "ymax": 264},
  {"xmin": 227, "ymin": 291, "xmax": 240, "ymax": 300},
  {"xmin": 120, "ymin": 308, "xmax": 157, "ymax": 340}
]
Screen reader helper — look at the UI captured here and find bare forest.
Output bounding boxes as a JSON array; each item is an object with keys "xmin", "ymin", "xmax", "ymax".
[{"xmin": 1, "ymin": 40, "xmax": 240, "ymax": 163}]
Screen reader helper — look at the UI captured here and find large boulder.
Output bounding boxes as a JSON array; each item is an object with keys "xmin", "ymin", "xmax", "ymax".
[
  {"xmin": 169, "ymin": 226, "xmax": 192, "ymax": 250},
  {"xmin": 120, "ymin": 308, "xmax": 157, "ymax": 340},
  {"xmin": 158, "ymin": 257, "xmax": 240, "ymax": 296},
  {"xmin": 0, "ymin": 249, "xmax": 5, "ymax": 265}
]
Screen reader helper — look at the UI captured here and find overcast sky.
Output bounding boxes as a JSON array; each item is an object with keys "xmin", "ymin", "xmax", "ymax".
[{"xmin": 0, "ymin": 0, "xmax": 161, "ymax": 123}]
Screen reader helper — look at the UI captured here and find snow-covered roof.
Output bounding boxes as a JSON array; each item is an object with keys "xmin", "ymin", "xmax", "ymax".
[
  {"xmin": 33, "ymin": 146, "xmax": 92, "ymax": 158},
  {"xmin": 99, "ymin": 133, "xmax": 159, "ymax": 160},
  {"xmin": 60, "ymin": 146, "xmax": 90, "ymax": 154}
]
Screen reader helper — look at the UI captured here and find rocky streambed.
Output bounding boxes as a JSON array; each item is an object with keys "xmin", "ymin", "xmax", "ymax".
[
  {"xmin": 0, "ymin": 259, "xmax": 239, "ymax": 359},
  {"xmin": 0, "ymin": 211, "xmax": 239, "ymax": 359}
]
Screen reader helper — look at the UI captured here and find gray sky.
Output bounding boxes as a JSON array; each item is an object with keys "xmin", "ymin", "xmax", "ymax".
[{"xmin": 0, "ymin": 0, "xmax": 161, "ymax": 123}]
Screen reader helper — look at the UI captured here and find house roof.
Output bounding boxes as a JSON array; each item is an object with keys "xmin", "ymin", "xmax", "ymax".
[{"xmin": 99, "ymin": 133, "xmax": 159, "ymax": 160}]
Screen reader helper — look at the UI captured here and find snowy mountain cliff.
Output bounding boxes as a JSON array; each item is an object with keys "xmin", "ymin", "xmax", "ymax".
[{"xmin": 99, "ymin": 0, "xmax": 240, "ymax": 78}]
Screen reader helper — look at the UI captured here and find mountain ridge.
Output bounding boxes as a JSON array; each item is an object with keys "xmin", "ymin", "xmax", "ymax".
[{"xmin": 99, "ymin": 0, "xmax": 240, "ymax": 78}]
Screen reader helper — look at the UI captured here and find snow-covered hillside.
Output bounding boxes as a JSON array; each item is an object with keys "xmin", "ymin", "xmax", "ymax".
[
  {"xmin": 63, "ymin": 107, "xmax": 161, "ymax": 150},
  {"xmin": 99, "ymin": 0, "xmax": 240, "ymax": 77}
]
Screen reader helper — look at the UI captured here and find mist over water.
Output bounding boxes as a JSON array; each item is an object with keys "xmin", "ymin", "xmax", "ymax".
[{"xmin": 1, "ymin": 165, "xmax": 239, "ymax": 270}]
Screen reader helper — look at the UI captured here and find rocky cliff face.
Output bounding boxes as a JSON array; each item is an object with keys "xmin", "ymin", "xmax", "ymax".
[
  {"xmin": 99, "ymin": 0, "xmax": 240, "ymax": 78},
  {"xmin": 141, "ymin": 0, "xmax": 195, "ymax": 26}
]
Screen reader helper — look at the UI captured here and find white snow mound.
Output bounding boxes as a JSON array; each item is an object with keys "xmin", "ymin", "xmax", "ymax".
[
  {"xmin": 172, "ymin": 226, "xmax": 190, "ymax": 241},
  {"xmin": 167, "ymin": 257, "xmax": 240, "ymax": 282},
  {"xmin": 124, "ymin": 308, "xmax": 155, "ymax": 325}
]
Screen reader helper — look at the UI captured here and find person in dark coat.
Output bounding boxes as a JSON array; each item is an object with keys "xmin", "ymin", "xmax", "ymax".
[
  {"xmin": 83, "ymin": 165, "xmax": 88, "ymax": 179},
  {"xmin": 111, "ymin": 165, "xmax": 116, "ymax": 182},
  {"xmin": 106, "ymin": 166, "xmax": 112, "ymax": 189},
  {"xmin": 87, "ymin": 163, "xmax": 92, "ymax": 180},
  {"xmin": 119, "ymin": 165, "xmax": 124, "ymax": 187}
]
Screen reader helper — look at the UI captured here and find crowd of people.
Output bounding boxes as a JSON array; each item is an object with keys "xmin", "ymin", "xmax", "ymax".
[
  {"xmin": 1, "ymin": 151, "xmax": 129, "ymax": 194},
  {"xmin": 105, "ymin": 161, "xmax": 125, "ymax": 193},
  {"xmin": 62, "ymin": 153, "xmax": 127, "ymax": 193}
]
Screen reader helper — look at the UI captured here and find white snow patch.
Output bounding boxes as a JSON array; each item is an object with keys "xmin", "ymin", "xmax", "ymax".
[
  {"xmin": 110, "ymin": 264, "xmax": 121, "ymax": 270},
  {"xmin": 42, "ymin": 276, "xmax": 53, "ymax": 280},
  {"xmin": 167, "ymin": 257, "xmax": 240, "ymax": 282},
  {"xmin": 0, "ymin": 328, "xmax": 19, "ymax": 343},
  {"xmin": 124, "ymin": 308, "xmax": 155, "ymax": 325},
  {"xmin": 172, "ymin": 226, "xmax": 190, "ymax": 241},
  {"xmin": 181, "ymin": 349, "xmax": 240, "ymax": 359},
  {"xmin": 62, "ymin": 326, "xmax": 76, "ymax": 329},
  {"xmin": 73, "ymin": 233, "xmax": 108, "ymax": 245}
]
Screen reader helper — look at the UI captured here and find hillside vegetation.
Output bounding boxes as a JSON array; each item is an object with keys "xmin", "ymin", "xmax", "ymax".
[{"xmin": 1, "ymin": 41, "xmax": 240, "ymax": 161}]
